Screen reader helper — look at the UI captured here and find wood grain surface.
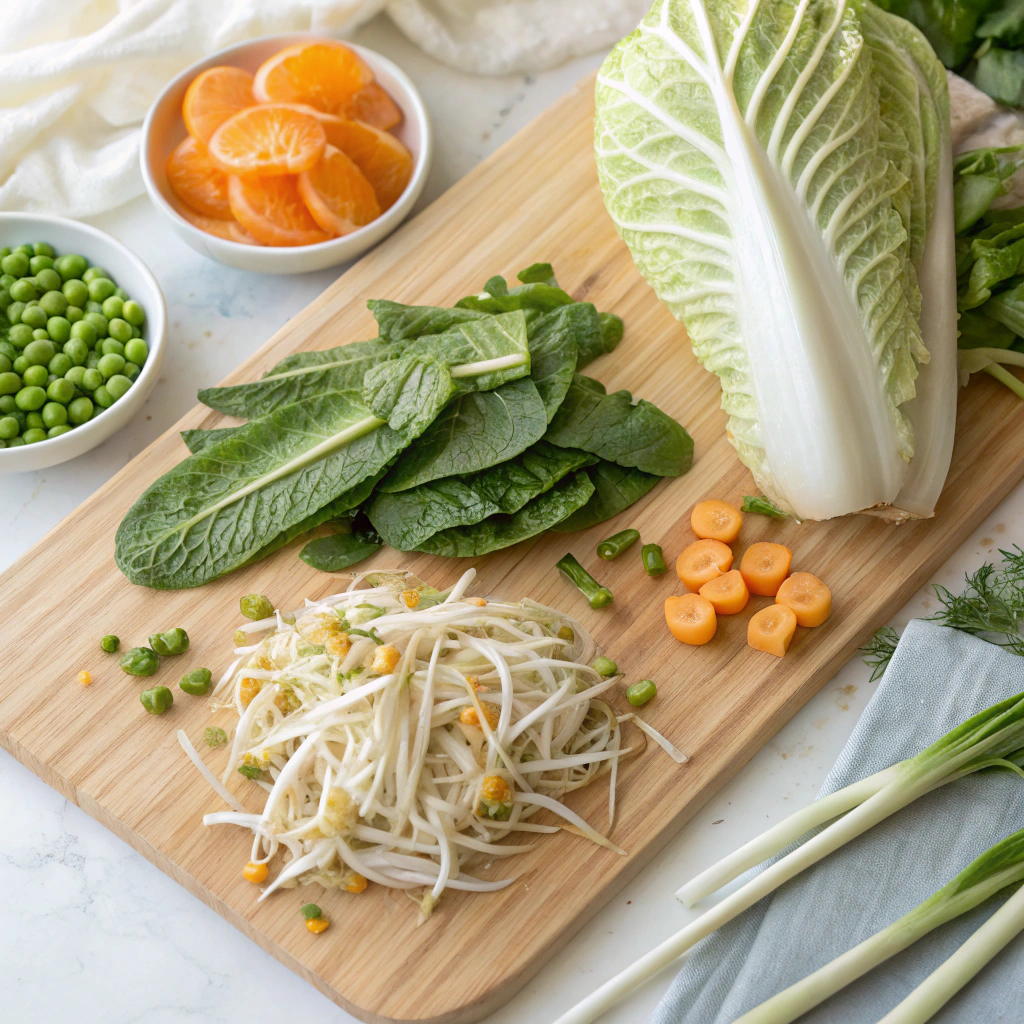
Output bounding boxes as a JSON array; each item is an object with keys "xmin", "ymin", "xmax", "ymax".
[{"xmin": 2, "ymin": 75, "xmax": 1023, "ymax": 1024}]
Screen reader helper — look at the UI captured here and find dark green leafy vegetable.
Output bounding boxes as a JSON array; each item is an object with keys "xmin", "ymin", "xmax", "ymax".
[
  {"xmin": 181, "ymin": 427, "xmax": 241, "ymax": 454},
  {"xmin": 597, "ymin": 529, "xmax": 640, "ymax": 560},
  {"xmin": 368, "ymin": 300, "xmax": 485, "ymax": 343},
  {"xmin": 861, "ymin": 626, "xmax": 900, "ymax": 682},
  {"xmin": 971, "ymin": 46, "xmax": 1024, "ymax": 108},
  {"xmin": 552, "ymin": 461, "xmax": 660, "ymax": 532},
  {"xmin": 300, "ymin": 516, "xmax": 383, "ymax": 571},
  {"xmin": 591, "ymin": 313, "xmax": 624, "ymax": 367},
  {"xmin": 641, "ymin": 543, "xmax": 667, "ymax": 577},
  {"xmin": 528, "ymin": 303, "xmax": 598, "ymax": 419},
  {"xmin": 556, "ymin": 551, "xmax": 613, "ymax": 609},
  {"xmin": 412, "ymin": 471, "xmax": 595, "ymax": 557},
  {"xmin": 546, "ymin": 375, "xmax": 693, "ymax": 476},
  {"xmin": 741, "ymin": 495, "xmax": 792, "ymax": 518}
]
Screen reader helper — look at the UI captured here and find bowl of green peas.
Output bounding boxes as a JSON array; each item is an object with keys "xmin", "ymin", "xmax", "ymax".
[{"xmin": 0, "ymin": 213, "xmax": 166, "ymax": 471}]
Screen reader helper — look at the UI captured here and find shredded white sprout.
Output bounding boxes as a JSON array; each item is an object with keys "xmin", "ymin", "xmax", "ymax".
[{"xmin": 180, "ymin": 568, "xmax": 686, "ymax": 920}]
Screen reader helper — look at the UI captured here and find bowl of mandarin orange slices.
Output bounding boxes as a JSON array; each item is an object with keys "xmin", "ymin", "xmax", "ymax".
[{"xmin": 141, "ymin": 35, "xmax": 432, "ymax": 274}]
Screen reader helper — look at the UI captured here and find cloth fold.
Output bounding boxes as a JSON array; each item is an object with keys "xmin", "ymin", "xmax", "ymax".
[{"xmin": 655, "ymin": 619, "xmax": 1024, "ymax": 1024}]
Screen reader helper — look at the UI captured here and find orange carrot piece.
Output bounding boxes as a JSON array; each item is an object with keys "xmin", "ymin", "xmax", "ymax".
[
  {"xmin": 665, "ymin": 594, "xmax": 717, "ymax": 646},
  {"xmin": 739, "ymin": 542, "xmax": 792, "ymax": 597},
  {"xmin": 676, "ymin": 539, "xmax": 733, "ymax": 592},
  {"xmin": 690, "ymin": 499, "xmax": 742, "ymax": 543},
  {"xmin": 747, "ymin": 604, "xmax": 797, "ymax": 657},
  {"xmin": 776, "ymin": 572, "xmax": 832, "ymax": 627},
  {"xmin": 698, "ymin": 569, "xmax": 750, "ymax": 615}
]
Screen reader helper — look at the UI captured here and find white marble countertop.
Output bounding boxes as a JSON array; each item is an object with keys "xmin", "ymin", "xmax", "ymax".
[{"xmin": 3, "ymin": 15, "xmax": 1023, "ymax": 1024}]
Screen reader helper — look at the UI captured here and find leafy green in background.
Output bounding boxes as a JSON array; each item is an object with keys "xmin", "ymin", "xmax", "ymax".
[{"xmin": 300, "ymin": 515, "xmax": 383, "ymax": 571}]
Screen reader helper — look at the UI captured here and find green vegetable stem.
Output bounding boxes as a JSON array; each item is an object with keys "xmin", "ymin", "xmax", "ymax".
[
  {"xmin": 557, "ymin": 553, "xmax": 613, "ymax": 609},
  {"xmin": 741, "ymin": 495, "xmax": 791, "ymax": 519},
  {"xmin": 597, "ymin": 529, "xmax": 639, "ymax": 560},
  {"xmin": 641, "ymin": 543, "xmax": 667, "ymax": 577},
  {"xmin": 140, "ymin": 686, "xmax": 173, "ymax": 714},
  {"xmin": 120, "ymin": 646, "xmax": 159, "ymax": 676}
]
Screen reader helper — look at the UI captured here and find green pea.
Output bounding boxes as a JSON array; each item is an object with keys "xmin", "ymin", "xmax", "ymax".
[
  {"xmin": 100, "ymin": 635, "xmax": 120, "ymax": 653},
  {"xmin": 15, "ymin": 386, "xmax": 45, "ymax": 411},
  {"xmin": 105, "ymin": 374, "xmax": 132, "ymax": 401},
  {"xmin": 39, "ymin": 290, "xmax": 67, "ymax": 317},
  {"xmin": 131, "ymin": 325, "xmax": 141, "ymax": 339},
  {"xmin": 5, "ymin": 437, "xmax": 24, "ymax": 447},
  {"xmin": 149, "ymin": 627, "xmax": 189, "ymax": 656},
  {"xmin": 101, "ymin": 295, "xmax": 124, "ymax": 320},
  {"xmin": 32, "ymin": 329, "xmax": 49, "ymax": 341},
  {"xmin": 87, "ymin": 277, "xmax": 116, "ymax": 302},
  {"xmin": 0, "ymin": 416, "xmax": 18, "ymax": 439},
  {"xmin": 122, "ymin": 362, "xmax": 140, "ymax": 382},
  {"xmin": 0, "ymin": 249, "xmax": 9, "ymax": 262},
  {"xmin": 70, "ymin": 320, "xmax": 97, "ymax": 346},
  {"xmin": 11, "ymin": 356, "xmax": 29, "ymax": 375},
  {"xmin": 140, "ymin": 686, "xmax": 173, "ymax": 714},
  {"xmin": 0, "ymin": 272, "xmax": 12, "ymax": 287},
  {"xmin": 82, "ymin": 266, "xmax": 108, "ymax": 284},
  {"xmin": 1, "ymin": 399, "xmax": 19, "ymax": 416},
  {"xmin": 29, "ymin": 255, "xmax": 53, "ymax": 274},
  {"xmin": 8, "ymin": 324, "xmax": 31, "ymax": 351},
  {"xmin": 591, "ymin": 656, "xmax": 619, "ymax": 677},
  {"xmin": 0, "ymin": 341, "xmax": 15, "ymax": 361},
  {"xmin": 100, "ymin": 338, "xmax": 124, "ymax": 357},
  {"xmin": 47, "ymin": 378, "xmax": 75, "ymax": 405},
  {"xmin": 47, "ymin": 316, "xmax": 71, "ymax": 344},
  {"xmin": 93, "ymin": 384, "xmax": 114, "ymax": 408},
  {"xmin": 22, "ymin": 427, "xmax": 47, "ymax": 444},
  {"xmin": 65, "ymin": 366, "xmax": 87, "ymax": 388},
  {"xmin": 123, "ymin": 337, "xmax": 148, "ymax": 365},
  {"xmin": 63, "ymin": 338, "xmax": 89, "ymax": 366},
  {"xmin": 22, "ymin": 365, "xmax": 48, "ymax": 387},
  {"xmin": 0, "ymin": 289, "xmax": 11, "ymax": 311},
  {"xmin": 240, "ymin": 593, "xmax": 274, "ymax": 620},
  {"xmin": 55, "ymin": 254, "xmax": 88, "ymax": 281},
  {"xmin": 83, "ymin": 311, "xmax": 108, "ymax": 338},
  {"xmin": 20, "ymin": 306, "xmax": 47, "ymax": 330},
  {"xmin": 0, "ymin": 355, "xmax": 9, "ymax": 375},
  {"xmin": 60, "ymin": 275, "xmax": 88, "ymax": 305},
  {"xmin": 626, "ymin": 679, "xmax": 657, "ymax": 707},
  {"xmin": 35, "ymin": 269, "xmax": 61, "ymax": 293},
  {"xmin": 0, "ymin": 372, "xmax": 20, "ymax": 396},
  {"xmin": 121, "ymin": 646, "xmax": 159, "ymax": 676},
  {"xmin": 47, "ymin": 352, "xmax": 72, "ymax": 377},
  {"xmin": 32, "ymin": 242, "xmax": 54, "ymax": 258},
  {"xmin": 179, "ymin": 667, "xmax": 212, "ymax": 695},
  {"xmin": 41, "ymin": 402, "xmax": 67, "ymax": 428},
  {"xmin": 6, "ymin": 302, "xmax": 26, "ymax": 327},
  {"xmin": 85, "ymin": 300, "xmax": 103, "ymax": 314},
  {"xmin": 1, "ymin": 252, "xmax": 29, "ymax": 277},
  {"xmin": 122, "ymin": 300, "xmax": 145, "ymax": 327},
  {"xmin": 85, "ymin": 351, "xmax": 101, "ymax": 370},
  {"xmin": 107, "ymin": 318, "xmax": 132, "ymax": 344},
  {"xmin": 82, "ymin": 366, "xmax": 102, "ymax": 390},
  {"xmin": 204, "ymin": 726, "xmax": 228, "ymax": 747},
  {"xmin": 8, "ymin": 279, "xmax": 37, "ymax": 303},
  {"xmin": 97, "ymin": 352, "xmax": 125, "ymax": 379},
  {"xmin": 25, "ymin": 412, "xmax": 43, "ymax": 430},
  {"xmin": 23, "ymin": 339, "xmax": 54, "ymax": 366},
  {"xmin": 66, "ymin": 305, "xmax": 84, "ymax": 324},
  {"xmin": 47, "ymin": 424, "xmax": 72, "ymax": 438},
  {"xmin": 68, "ymin": 396, "xmax": 94, "ymax": 424},
  {"xmin": 114, "ymin": 287, "xmax": 127, "ymax": 301}
]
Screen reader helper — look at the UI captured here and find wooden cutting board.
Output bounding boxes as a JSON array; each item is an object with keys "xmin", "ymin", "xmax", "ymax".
[{"xmin": 2, "ymin": 75, "xmax": 1023, "ymax": 1024}]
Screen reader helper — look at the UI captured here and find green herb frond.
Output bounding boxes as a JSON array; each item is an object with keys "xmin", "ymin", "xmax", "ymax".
[{"xmin": 861, "ymin": 626, "xmax": 899, "ymax": 682}]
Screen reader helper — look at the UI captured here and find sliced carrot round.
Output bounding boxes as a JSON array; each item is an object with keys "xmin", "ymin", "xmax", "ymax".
[
  {"xmin": 698, "ymin": 569, "xmax": 749, "ymax": 616},
  {"xmin": 342, "ymin": 82, "xmax": 402, "ymax": 131},
  {"xmin": 253, "ymin": 41, "xmax": 374, "ymax": 115},
  {"xmin": 665, "ymin": 594, "xmax": 717, "ymax": 646},
  {"xmin": 676, "ymin": 539, "xmax": 733, "ymax": 593},
  {"xmin": 166, "ymin": 136, "xmax": 231, "ymax": 219},
  {"xmin": 168, "ymin": 194, "xmax": 259, "ymax": 245},
  {"xmin": 776, "ymin": 572, "xmax": 832, "ymax": 627},
  {"xmin": 317, "ymin": 119, "xmax": 412, "ymax": 211},
  {"xmin": 748, "ymin": 604, "xmax": 797, "ymax": 657},
  {"xmin": 182, "ymin": 66, "xmax": 255, "ymax": 145},
  {"xmin": 208, "ymin": 105, "xmax": 326, "ymax": 176},
  {"xmin": 691, "ymin": 499, "xmax": 742, "ymax": 543},
  {"xmin": 740, "ymin": 542, "xmax": 792, "ymax": 597},
  {"xmin": 297, "ymin": 144, "xmax": 381, "ymax": 236},
  {"xmin": 228, "ymin": 175, "xmax": 332, "ymax": 247}
]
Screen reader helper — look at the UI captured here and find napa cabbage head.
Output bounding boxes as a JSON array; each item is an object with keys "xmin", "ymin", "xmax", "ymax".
[{"xmin": 594, "ymin": 0, "xmax": 957, "ymax": 521}]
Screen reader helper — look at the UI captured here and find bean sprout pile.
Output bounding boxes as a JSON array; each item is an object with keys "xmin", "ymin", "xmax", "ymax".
[{"xmin": 179, "ymin": 569, "xmax": 685, "ymax": 920}]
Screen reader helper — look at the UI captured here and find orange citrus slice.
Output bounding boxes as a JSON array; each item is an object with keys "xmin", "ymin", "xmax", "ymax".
[
  {"xmin": 182, "ymin": 66, "xmax": 255, "ymax": 145},
  {"xmin": 168, "ymin": 194, "xmax": 259, "ymax": 245},
  {"xmin": 253, "ymin": 41, "xmax": 374, "ymax": 115},
  {"xmin": 228, "ymin": 174, "xmax": 333, "ymax": 246},
  {"xmin": 341, "ymin": 83, "xmax": 402, "ymax": 131},
  {"xmin": 297, "ymin": 145, "xmax": 380, "ymax": 236},
  {"xmin": 165, "ymin": 136, "xmax": 231, "ymax": 219},
  {"xmin": 321, "ymin": 119, "xmax": 412, "ymax": 211},
  {"xmin": 208, "ymin": 105, "xmax": 326, "ymax": 176}
]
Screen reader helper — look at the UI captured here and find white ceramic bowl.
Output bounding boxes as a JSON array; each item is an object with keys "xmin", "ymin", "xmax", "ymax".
[
  {"xmin": 0, "ymin": 213, "xmax": 167, "ymax": 473},
  {"xmin": 141, "ymin": 36, "xmax": 433, "ymax": 274}
]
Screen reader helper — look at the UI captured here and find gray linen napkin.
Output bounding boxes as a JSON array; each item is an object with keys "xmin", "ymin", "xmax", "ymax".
[{"xmin": 654, "ymin": 619, "xmax": 1024, "ymax": 1024}]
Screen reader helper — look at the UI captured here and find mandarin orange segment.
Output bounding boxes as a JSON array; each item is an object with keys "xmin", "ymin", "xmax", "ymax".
[
  {"xmin": 297, "ymin": 145, "xmax": 380, "ymax": 236},
  {"xmin": 209, "ymin": 105, "xmax": 326, "ymax": 176},
  {"xmin": 166, "ymin": 136, "xmax": 231, "ymax": 219},
  {"xmin": 320, "ymin": 119, "xmax": 412, "ymax": 211},
  {"xmin": 228, "ymin": 174, "xmax": 332, "ymax": 247},
  {"xmin": 168, "ymin": 194, "xmax": 259, "ymax": 245},
  {"xmin": 182, "ymin": 66, "xmax": 255, "ymax": 145},
  {"xmin": 253, "ymin": 41, "xmax": 373, "ymax": 115},
  {"xmin": 341, "ymin": 82, "xmax": 401, "ymax": 131}
]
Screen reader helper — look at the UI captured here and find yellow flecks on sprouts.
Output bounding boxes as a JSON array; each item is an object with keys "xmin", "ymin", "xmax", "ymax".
[
  {"xmin": 466, "ymin": 675, "xmax": 482, "ymax": 690},
  {"xmin": 466, "ymin": 597, "xmax": 487, "ymax": 607},
  {"xmin": 243, "ymin": 861, "xmax": 268, "ymax": 883},
  {"xmin": 306, "ymin": 916, "xmax": 330, "ymax": 934},
  {"xmin": 315, "ymin": 790, "xmax": 357, "ymax": 838},
  {"xmin": 299, "ymin": 612, "xmax": 344, "ymax": 646},
  {"xmin": 400, "ymin": 588, "xmax": 420, "ymax": 609},
  {"xmin": 371, "ymin": 644, "xmax": 401, "ymax": 674},
  {"xmin": 77, "ymin": 670, "xmax": 92, "ymax": 686},
  {"xmin": 460, "ymin": 704, "xmax": 499, "ymax": 730},
  {"xmin": 343, "ymin": 873, "xmax": 367, "ymax": 894},
  {"xmin": 239, "ymin": 677, "xmax": 262, "ymax": 708},
  {"xmin": 325, "ymin": 633, "xmax": 351, "ymax": 659}
]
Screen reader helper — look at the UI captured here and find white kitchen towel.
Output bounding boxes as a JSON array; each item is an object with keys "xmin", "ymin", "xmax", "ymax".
[
  {"xmin": 0, "ymin": 0, "xmax": 648, "ymax": 218},
  {"xmin": 654, "ymin": 619, "xmax": 1024, "ymax": 1024}
]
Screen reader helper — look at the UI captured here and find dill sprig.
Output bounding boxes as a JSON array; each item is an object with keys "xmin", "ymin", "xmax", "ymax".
[{"xmin": 861, "ymin": 627, "xmax": 900, "ymax": 682}]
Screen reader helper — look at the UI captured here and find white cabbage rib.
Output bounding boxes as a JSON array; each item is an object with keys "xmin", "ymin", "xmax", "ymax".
[{"xmin": 595, "ymin": 0, "xmax": 955, "ymax": 520}]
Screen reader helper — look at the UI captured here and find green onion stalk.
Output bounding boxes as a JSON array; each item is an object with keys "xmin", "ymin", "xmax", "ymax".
[
  {"xmin": 553, "ymin": 691, "xmax": 1024, "ymax": 1024},
  {"xmin": 733, "ymin": 829, "xmax": 1024, "ymax": 1024}
]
